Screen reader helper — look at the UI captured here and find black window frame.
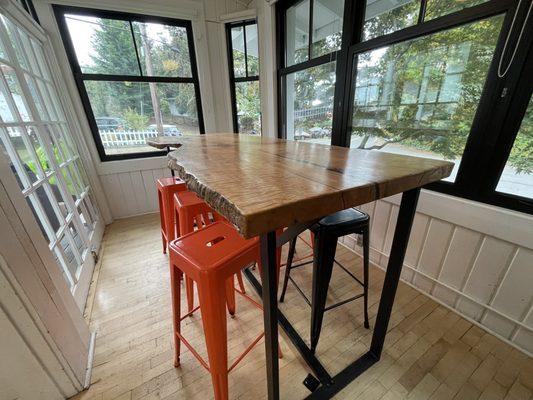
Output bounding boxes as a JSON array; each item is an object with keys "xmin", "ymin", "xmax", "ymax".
[
  {"xmin": 277, "ymin": 0, "xmax": 533, "ymax": 215},
  {"xmin": 226, "ymin": 19, "xmax": 260, "ymax": 134},
  {"xmin": 53, "ymin": 5, "xmax": 205, "ymax": 162}
]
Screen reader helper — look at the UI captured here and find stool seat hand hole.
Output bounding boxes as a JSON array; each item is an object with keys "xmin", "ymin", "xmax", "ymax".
[{"xmin": 206, "ymin": 236, "xmax": 226, "ymax": 247}]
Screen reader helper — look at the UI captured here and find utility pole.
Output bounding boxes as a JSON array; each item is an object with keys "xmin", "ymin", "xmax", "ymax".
[{"xmin": 139, "ymin": 23, "xmax": 164, "ymax": 135}]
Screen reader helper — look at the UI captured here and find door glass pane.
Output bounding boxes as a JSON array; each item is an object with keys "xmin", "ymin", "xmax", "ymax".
[
  {"xmin": 286, "ymin": 0, "xmax": 310, "ymax": 66},
  {"xmin": 350, "ymin": 15, "xmax": 504, "ymax": 182},
  {"xmin": 83, "ymin": 80, "xmax": 199, "ymax": 155},
  {"xmin": 47, "ymin": 125, "xmax": 71, "ymax": 163},
  {"xmin": 231, "ymin": 26, "xmax": 246, "ymax": 78},
  {"xmin": 132, "ymin": 22, "xmax": 192, "ymax": 78},
  {"xmin": 68, "ymin": 222, "xmax": 86, "ymax": 257},
  {"xmin": 425, "ymin": 0, "xmax": 488, "ymax": 20},
  {"xmin": 26, "ymin": 126, "xmax": 51, "ymax": 175},
  {"xmin": 27, "ymin": 192, "xmax": 56, "ymax": 243},
  {"xmin": 25, "ymin": 74, "xmax": 47, "ymax": 119},
  {"xmin": 496, "ymin": 96, "xmax": 533, "ymax": 198},
  {"xmin": 312, "ymin": 0, "xmax": 343, "ymax": 57},
  {"xmin": 64, "ymin": 14, "xmax": 141, "ymax": 75},
  {"xmin": 45, "ymin": 181, "xmax": 68, "ymax": 219},
  {"xmin": 57, "ymin": 234, "xmax": 80, "ymax": 279},
  {"xmin": 363, "ymin": 0, "xmax": 420, "ymax": 41},
  {"xmin": 2, "ymin": 17, "xmax": 28, "ymax": 69},
  {"xmin": 53, "ymin": 247, "xmax": 75, "ymax": 287},
  {"xmin": 1, "ymin": 63, "xmax": 31, "ymax": 120},
  {"xmin": 236, "ymin": 81, "xmax": 261, "ymax": 135},
  {"xmin": 4, "ymin": 126, "xmax": 39, "ymax": 186},
  {"xmin": 77, "ymin": 198, "xmax": 95, "ymax": 231},
  {"xmin": 285, "ymin": 61, "xmax": 336, "ymax": 143},
  {"xmin": 245, "ymin": 24, "xmax": 259, "ymax": 76}
]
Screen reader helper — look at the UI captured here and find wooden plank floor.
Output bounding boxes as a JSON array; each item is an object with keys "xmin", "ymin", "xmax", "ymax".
[{"xmin": 73, "ymin": 214, "xmax": 533, "ymax": 400}]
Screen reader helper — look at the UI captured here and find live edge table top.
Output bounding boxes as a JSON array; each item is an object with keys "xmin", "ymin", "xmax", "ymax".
[{"xmin": 168, "ymin": 133, "xmax": 453, "ymax": 239}]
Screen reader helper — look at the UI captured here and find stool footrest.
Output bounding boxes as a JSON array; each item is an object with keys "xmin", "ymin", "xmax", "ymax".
[
  {"xmin": 176, "ymin": 331, "xmax": 210, "ymax": 371},
  {"xmin": 180, "ymin": 305, "xmax": 201, "ymax": 320},
  {"xmin": 175, "ymin": 285, "xmax": 276, "ymax": 374},
  {"xmin": 286, "ymin": 256, "xmax": 366, "ymax": 312},
  {"xmin": 323, "ymin": 293, "xmax": 365, "ymax": 312}
]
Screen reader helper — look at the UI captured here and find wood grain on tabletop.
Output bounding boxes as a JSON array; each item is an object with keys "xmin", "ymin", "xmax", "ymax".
[{"xmin": 168, "ymin": 133, "xmax": 454, "ymax": 238}]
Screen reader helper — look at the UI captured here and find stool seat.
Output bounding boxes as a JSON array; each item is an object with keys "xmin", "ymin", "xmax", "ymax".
[
  {"xmin": 315, "ymin": 208, "xmax": 369, "ymax": 228},
  {"xmin": 157, "ymin": 176, "xmax": 186, "ymax": 188},
  {"xmin": 170, "ymin": 221, "xmax": 257, "ymax": 277},
  {"xmin": 174, "ymin": 190, "xmax": 205, "ymax": 208},
  {"xmin": 172, "ymin": 194, "xmax": 245, "ymax": 314}
]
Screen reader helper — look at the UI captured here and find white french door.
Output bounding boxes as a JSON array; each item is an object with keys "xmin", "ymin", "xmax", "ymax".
[{"xmin": 0, "ymin": 8, "xmax": 101, "ymax": 309}]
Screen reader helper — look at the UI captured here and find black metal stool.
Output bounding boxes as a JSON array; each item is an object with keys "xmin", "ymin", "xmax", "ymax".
[{"xmin": 279, "ymin": 208, "xmax": 370, "ymax": 353}]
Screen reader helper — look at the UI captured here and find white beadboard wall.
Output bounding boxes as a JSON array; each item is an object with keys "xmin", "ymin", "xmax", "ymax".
[
  {"xmin": 99, "ymin": 166, "xmax": 173, "ymax": 219},
  {"xmin": 339, "ymin": 191, "xmax": 533, "ymax": 356}
]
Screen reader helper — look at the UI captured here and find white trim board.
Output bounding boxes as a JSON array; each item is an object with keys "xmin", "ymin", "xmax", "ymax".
[{"xmin": 381, "ymin": 190, "xmax": 533, "ymax": 250}]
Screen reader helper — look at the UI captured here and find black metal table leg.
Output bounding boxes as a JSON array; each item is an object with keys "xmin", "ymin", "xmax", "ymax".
[
  {"xmin": 307, "ymin": 188, "xmax": 421, "ymax": 399},
  {"xmin": 248, "ymin": 188, "xmax": 420, "ymax": 399},
  {"xmin": 259, "ymin": 231, "xmax": 280, "ymax": 400},
  {"xmin": 166, "ymin": 146, "xmax": 175, "ymax": 177},
  {"xmin": 370, "ymin": 188, "xmax": 420, "ymax": 359}
]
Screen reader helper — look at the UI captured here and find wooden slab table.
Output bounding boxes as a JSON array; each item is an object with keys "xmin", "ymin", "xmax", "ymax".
[
  {"xmin": 167, "ymin": 133, "xmax": 453, "ymax": 399},
  {"xmin": 146, "ymin": 136, "xmax": 183, "ymax": 177}
]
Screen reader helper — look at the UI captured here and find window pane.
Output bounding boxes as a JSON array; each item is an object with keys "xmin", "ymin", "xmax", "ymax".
[
  {"xmin": 496, "ymin": 96, "xmax": 533, "ymax": 198},
  {"xmin": 285, "ymin": 61, "xmax": 335, "ymax": 143},
  {"xmin": 363, "ymin": 0, "xmax": 420, "ymax": 41},
  {"xmin": 245, "ymin": 24, "xmax": 259, "ymax": 76},
  {"xmin": 351, "ymin": 15, "xmax": 504, "ymax": 182},
  {"xmin": 235, "ymin": 81, "xmax": 261, "ymax": 135},
  {"xmin": 231, "ymin": 26, "xmax": 246, "ymax": 78},
  {"xmin": 64, "ymin": 15, "xmax": 141, "ymax": 75},
  {"xmin": 132, "ymin": 22, "xmax": 192, "ymax": 78},
  {"xmin": 312, "ymin": 0, "xmax": 343, "ymax": 57},
  {"xmin": 286, "ymin": 0, "xmax": 310, "ymax": 66},
  {"xmin": 84, "ymin": 80, "xmax": 200, "ymax": 155},
  {"xmin": 425, "ymin": 0, "xmax": 488, "ymax": 20}
]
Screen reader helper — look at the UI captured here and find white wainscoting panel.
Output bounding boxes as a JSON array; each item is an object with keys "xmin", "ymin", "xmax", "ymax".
[
  {"xmin": 99, "ymin": 167, "xmax": 172, "ymax": 219},
  {"xmin": 341, "ymin": 191, "xmax": 533, "ymax": 356}
]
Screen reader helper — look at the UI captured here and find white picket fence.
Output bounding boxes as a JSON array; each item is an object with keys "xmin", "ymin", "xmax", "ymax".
[{"xmin": 99, "ymin": 130, "xmax": 159, "ymax": 148}]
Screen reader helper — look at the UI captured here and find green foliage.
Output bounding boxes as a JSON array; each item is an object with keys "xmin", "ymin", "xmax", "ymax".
[
  {"xmin": 236, "ymin": 81, "xmax": 261, "ymax": 133},
  {"xmin": 507, "ymin": 102, "xmax": 533, "ymax": 174},
  {"xmin": 123, "ymin": 108, "xmax": 149, "ymax": 131}
]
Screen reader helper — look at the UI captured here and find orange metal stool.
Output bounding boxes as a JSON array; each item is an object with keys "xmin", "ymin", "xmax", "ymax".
[
  {"xmin": 169, "ymin": 221, "xmax": 282, "ymax": 400},
  {"xmin": 157, "ymin": 177, "xmax": 187, "ymax": 254},
  {"xmin": 173, "ymin": 191, "xmax": 246, "ymax": 314}
]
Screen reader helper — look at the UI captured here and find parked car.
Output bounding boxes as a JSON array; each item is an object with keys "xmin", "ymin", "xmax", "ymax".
[
  {"xmin": 294, "ymin": 129, "xmax": 311, "ymax": 140},
  {"xmin": 95, "ymin": 117, "xmax": 125, "ymax": 131},
  {"xmin": 148, "ymin": 124, "xmax": 183, "ymax": 136},
  {"xmin": 309, "ymin": 127, "xmax": 331, "ymax": 138}
]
